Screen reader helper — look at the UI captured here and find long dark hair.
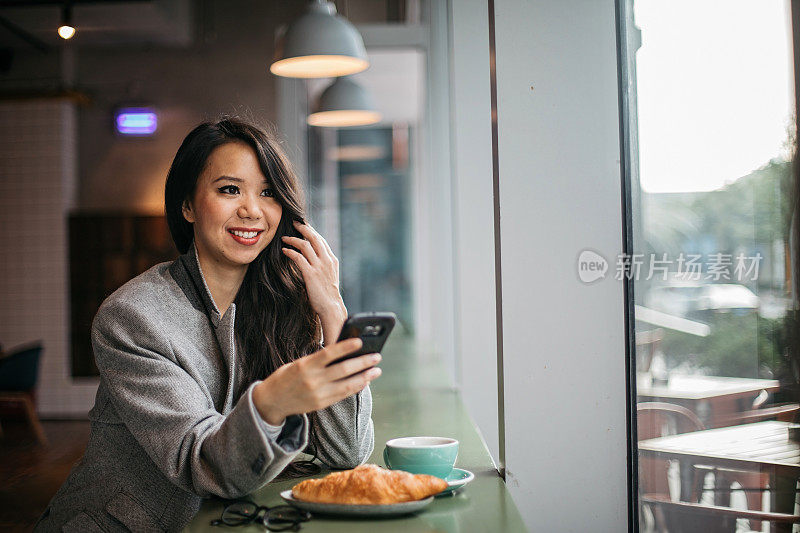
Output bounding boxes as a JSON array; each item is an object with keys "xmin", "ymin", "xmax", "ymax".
[{"xmin": 164, "ymin": 117, "xmax": 320, "ymax": 384}]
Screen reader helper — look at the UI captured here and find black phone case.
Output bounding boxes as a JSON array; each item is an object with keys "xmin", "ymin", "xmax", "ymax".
[{"xmin": 329, "ymin": 312, "xmax": 396, "ymax": 365}]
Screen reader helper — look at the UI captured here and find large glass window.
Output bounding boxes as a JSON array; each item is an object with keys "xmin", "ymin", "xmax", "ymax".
[
  {"xmin": 307, "ymin": 124, "xmax": 414, "ymax": 332},
  {"xmin": 621, "ymin": 1, "xmax": 800, "ymax": 531},
  {"xmin": 302, "ymin": 48, "xmax": 423, "ymax": 343}
]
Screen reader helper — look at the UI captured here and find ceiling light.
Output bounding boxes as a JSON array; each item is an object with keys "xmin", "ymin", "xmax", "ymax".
[
  {"xmin": 58, "ymin": 25, "xmax": 75, "ymax": 40},
  {"xmin": 115, "ymin": 107, "xmax": 158, "ymax": 136},
  {"xmin": 270, "ymin": 0, "xmax": 368, "ymax": 78},
  {"xmin": 308, "ymin": 77, "xmax": 381, "ymax": 128},
  {"xmin": 58, "ymin": 4, "xmax": 75, "ymax": 40}
]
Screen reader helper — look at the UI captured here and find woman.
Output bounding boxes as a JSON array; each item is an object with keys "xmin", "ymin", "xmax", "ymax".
[{"xmin": 35, "ymin": 118, "xmax": 380, "ymax": 532}]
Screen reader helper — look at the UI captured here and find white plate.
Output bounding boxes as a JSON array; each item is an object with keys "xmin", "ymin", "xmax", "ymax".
[{"xmin": 280, "ymin": 490, "xmax": 434, "ymax": 517}]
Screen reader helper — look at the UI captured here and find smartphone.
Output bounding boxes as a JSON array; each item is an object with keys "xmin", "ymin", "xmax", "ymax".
[{"xmin": 328, "ymin": 312, "xmax": 396, "ymax": 366}]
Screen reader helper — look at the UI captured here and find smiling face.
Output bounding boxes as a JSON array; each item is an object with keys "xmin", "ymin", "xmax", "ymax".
[{"xmin": 182, "ymin": 141, "xmax": 283, "ymax": 273}]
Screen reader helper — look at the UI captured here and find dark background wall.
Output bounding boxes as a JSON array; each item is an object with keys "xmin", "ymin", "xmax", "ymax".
[{"xmin": 74, "ymin": 1, "xmax": 308, "ymax": 212}]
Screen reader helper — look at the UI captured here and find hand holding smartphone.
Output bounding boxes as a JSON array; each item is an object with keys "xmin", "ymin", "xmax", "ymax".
[{"xmin": 328, "ymin": 312, "xmax": 396, "ymax": 366}]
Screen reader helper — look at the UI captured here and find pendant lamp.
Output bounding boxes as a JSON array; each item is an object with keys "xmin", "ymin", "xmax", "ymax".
[
  {"xmin": 271, "ymin": 0, "xmax": 369, "ymax": 79},
  {"xmin": 58, "ymin": 4, "xmax": 75, "ymax": 40},
  {"xmin": 307, "ymin": 77, "xmax": 381, "ymax": 127}
]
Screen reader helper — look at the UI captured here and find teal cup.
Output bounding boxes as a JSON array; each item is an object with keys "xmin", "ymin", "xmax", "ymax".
[{"xmin": 383, "ymin": 436, "xmax": 458, "ymax": 479}]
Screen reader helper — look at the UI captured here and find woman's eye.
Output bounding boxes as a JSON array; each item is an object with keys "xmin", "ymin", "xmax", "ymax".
[
  {"xmin": 261, "ymin": 188, "xmax": 275, "ymax": 197},
  {"xmin": 218, "ymin": 185, "xmax": 239, "ymax": 195}
]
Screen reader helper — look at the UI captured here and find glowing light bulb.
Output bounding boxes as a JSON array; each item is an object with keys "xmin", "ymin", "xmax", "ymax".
[{"xmin": 58, "ymin": 25, "xmax": 75, "ymax": 40}]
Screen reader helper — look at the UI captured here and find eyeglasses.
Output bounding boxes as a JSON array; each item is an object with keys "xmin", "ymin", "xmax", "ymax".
[{"xmin": 210, "ymin": 500, "xmax": 311, "ymax": 531}]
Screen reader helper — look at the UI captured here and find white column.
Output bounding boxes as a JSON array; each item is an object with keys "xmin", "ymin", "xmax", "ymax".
[
  {"xmin": 494, "ymin": 0, "xmax": 628, "ymax": 530},
  {"xmin": 447, "ymin": 0, "xmax": 501, "ymax": 466},
  {"xmin": 410, "ymin": 0, "xmax": 458, "ymax": 381}
]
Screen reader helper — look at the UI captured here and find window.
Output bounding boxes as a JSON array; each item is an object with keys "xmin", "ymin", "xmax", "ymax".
[
  {"xmin": 307, "ymin": 124, "xmax": 414, "ymax": 332},
  {"xmin": 620, "ymin": 1, "xmax": 800, "ymax": 530}
]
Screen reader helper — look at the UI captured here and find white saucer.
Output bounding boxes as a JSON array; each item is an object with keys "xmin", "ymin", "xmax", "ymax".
[{"xmin": 437, "ymin": 468, "xmax": 475, "ymax": 495}]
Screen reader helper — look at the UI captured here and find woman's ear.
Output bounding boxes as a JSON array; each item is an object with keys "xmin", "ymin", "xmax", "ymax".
[{"xmin": 182, "ymin": 199, "xmax": 195, "ymax": 223}]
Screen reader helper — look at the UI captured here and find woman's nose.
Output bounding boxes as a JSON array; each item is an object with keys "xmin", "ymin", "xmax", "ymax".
[{"xmin": 237, "ymin": 194, "xmax": 262, "ymax": 220}]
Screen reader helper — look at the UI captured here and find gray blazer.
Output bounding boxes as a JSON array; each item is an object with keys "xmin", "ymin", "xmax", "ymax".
[{"xmin": 35, "ymin": 243, "xmax": 374, "ymax": 532}]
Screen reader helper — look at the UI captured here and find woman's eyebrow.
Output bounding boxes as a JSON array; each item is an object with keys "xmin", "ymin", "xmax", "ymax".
[
  {"xmin": 214, "ymin": 175, "xmax": 243, "ymax": 183},
  {"xmin": 213, "ymin": 175, "xmax": 270, "ymax": 184}
]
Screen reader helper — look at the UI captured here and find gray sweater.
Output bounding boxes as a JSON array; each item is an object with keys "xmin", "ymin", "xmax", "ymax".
[{"xmin": 35, "ymin": 242, "xmax": 374, "ymax": 532}]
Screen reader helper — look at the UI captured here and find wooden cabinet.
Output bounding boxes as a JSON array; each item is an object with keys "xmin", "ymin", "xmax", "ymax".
[{"xmin": 69, "ymin": 214, "xmax": 177, "ymax": 377}]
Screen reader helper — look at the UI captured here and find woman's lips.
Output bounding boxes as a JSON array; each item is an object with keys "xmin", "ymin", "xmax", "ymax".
[{"xmin": 227, "ymin": 229, "xmax": 263, "ymax": 246}]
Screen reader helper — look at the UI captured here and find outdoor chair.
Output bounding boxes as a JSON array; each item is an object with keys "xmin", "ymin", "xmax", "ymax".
[
  {"xmin": 638, "ymin": 402, "xmax": 705, "ymax": 498},
  {"xmin": 641, "ymin": 493, "xmax": 800, "ymax": 533},
  {"xmin": 716, "ymin": 393, "xmax": 799, "ymax": 427},
  {"xmin": 639, "ymin": 401, "xmax": 791, "ymax": 532},
  {"xmin": 695, "ymin": 396, "xmax": 798, "ymax": 531},
  {"xmin": 637, "ymin": 401, "xmax": 777, "ymax": 531}
]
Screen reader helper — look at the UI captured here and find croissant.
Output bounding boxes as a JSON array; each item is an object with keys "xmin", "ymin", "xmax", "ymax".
[{"xmin": 292, "ymin": 463, "xmax": 448, "ymax": 505}]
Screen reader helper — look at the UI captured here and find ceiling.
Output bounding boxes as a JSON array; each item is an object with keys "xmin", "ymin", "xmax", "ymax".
[{"xmin": 0, "ymin": 0, "xmax": 192, "ymax": 51}]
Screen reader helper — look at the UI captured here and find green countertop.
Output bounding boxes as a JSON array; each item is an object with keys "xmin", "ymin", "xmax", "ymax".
[{"xmin": 184, "ymin": 335, "xmax": 527, "ymax": 533}]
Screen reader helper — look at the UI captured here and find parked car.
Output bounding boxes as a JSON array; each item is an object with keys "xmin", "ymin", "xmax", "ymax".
[
  {"xmin": 644, "ymin": 284, "xmax": 705, "ymax": 317},
  {"xmin": 694, "ymin": 284, "xmax": 760, "ymax": 316},
  {"xmin": 644, "ymin": 283, "xmax": 759, "ymax": 318}
]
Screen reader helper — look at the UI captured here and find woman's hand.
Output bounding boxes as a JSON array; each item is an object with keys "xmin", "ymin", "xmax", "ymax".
[
  {"xmin": 252, "ymin": 338, "xmax": 381, "ymax": 426},
  {"xmin": 281, "ymin": 221, "xmax": 345, "ymax": 322}
]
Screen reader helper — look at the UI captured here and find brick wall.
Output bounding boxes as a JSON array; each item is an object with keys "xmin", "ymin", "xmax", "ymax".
[{"xmin": 0, "ymin": 100, "xmax": 98, "ymax": 417}]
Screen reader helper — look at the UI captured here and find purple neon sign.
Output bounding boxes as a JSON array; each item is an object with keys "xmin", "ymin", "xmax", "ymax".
[{"xmin": 115, "ymin": 108, "xmax": 158, "ymax": 136}]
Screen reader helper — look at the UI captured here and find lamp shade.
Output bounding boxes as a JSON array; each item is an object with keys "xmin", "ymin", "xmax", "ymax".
[
  {"xmin": 270, "ymin": 1, "xmax": 369, "ymax": 79},
  {"xmin": 308, "ymin": 77, "xmax": 382, "ymax": 127}
]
